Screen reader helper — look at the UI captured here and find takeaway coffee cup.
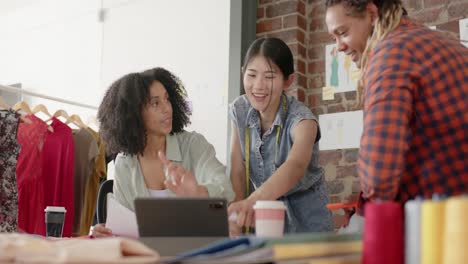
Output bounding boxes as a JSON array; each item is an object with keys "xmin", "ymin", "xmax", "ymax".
[
  {"xmin": 44, "ymin": 206, "xmax": 66, "ymax": 237},
  {"xmin": 253, "ymin": 200, "xmax": 286, "ymax": 238}
]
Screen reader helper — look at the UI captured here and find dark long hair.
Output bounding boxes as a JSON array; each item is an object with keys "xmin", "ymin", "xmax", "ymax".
[
  {"xmin": 242, "ymin": 37, "xmax": 294, "ymax": 79},
  {"xmin": 97, "ymin": 67, "xmax": 191, "ymax": 155}
]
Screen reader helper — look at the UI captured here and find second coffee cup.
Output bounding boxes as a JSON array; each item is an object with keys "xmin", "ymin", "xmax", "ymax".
[{"xmin": 253, "ymin": 200, "xmax": 286, "ymax": 238}]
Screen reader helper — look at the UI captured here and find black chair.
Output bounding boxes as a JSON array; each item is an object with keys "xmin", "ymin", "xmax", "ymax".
[{"xmin": 96, "ymin": 179, "xmax": 114, "ymax": 224}]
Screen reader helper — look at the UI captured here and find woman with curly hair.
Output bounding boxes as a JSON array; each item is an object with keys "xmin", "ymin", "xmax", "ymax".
[{"xmin": 92, "ymin": 67, "xmax": 234, "ymax": 237}]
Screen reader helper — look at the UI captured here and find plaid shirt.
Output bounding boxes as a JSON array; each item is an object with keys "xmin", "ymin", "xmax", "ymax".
[{"xmin": 358, "ymin": 18, "xmax": 468, "ymax": 202}]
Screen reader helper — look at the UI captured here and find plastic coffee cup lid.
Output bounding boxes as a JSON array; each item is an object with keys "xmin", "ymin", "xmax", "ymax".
[
  {"xmin": 44, "ymin": 206, "xmax": 67, "ymax": 213},
  {"xmin": 253, "ymin": 200, "xmax": 286, "ymax": 210}
]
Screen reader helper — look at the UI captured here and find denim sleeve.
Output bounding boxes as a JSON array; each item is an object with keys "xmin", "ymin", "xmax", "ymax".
[
  {"xmin": 228, "ymin": 103, "xmax": 238, "ymax": 126},
  {"xmin": 228, "ymin": 96, "xmax": 249, "ymax": 154},
  {"xmin": 287, "ymin": 103, "xmax": 320, "ymax": 143},
  {"xmin": 229, "ymin": 96, "xmax": 247, "ymax": 128}
]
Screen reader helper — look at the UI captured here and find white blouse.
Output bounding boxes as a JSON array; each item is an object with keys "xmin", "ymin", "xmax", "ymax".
[{"xmin": 147, "ymin": 188, "xmax": 173, "ymax": 198}]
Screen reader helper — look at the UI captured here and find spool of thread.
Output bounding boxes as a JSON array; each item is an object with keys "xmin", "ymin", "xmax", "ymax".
[
  {"xmin": 405, "ymin": 198, "xmax": 422, "ymax": 264},
  {"xmin": 363, "ymin": 201, "xmax": 403, "ymax": 264},
  {"xmin": 421, "ymin": 198, "xmax": 445, "ymax": 264},
  {"xmin": 443, "ymin": 196, "xmax": 468, "ymax": 264}
]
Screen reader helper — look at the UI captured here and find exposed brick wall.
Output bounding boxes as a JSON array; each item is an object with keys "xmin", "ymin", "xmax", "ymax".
[
  {"xmin": 257, "ymin": 0, "xmax": 468, "ymax": 228},
  {"xmin": 257, "ymin": 0, "xmax": 308, "ymax": 102}
]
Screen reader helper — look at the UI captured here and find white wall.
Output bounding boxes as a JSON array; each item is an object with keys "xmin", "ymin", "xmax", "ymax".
[
  {"xmin": 101, "ymin": 0, "xmax": 230, "ymax": 162},
  {"xmin": 0, "ymin": 0, "xmax": 232, "ymax": 163},
  {"xmin": 0, "ymin": 0, "xmax": 101, "ymax": 119}
]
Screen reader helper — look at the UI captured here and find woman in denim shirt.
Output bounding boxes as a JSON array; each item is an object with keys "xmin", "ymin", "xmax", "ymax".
[{"xmin": 228, "ymin": 38, "xmax": 332, "ymax": 233}]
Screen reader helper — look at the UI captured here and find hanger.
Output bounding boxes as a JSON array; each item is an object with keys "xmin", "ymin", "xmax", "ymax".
[
  {"xmin": 66, "ymin": 114, "xmax": 87, "ymax": 129},
  {"xmin": 46, "ymin": 109, "xmax": 70, "ymax": 123},
  {"xmin": 12, "ymin": 101, "xmax": 33, "ymax": 114},
  {"xmin": 32, "ymin": 104, "xmax": 54, "ymax": 132},
  {"xmin": 32, "ymin": 104, "xmax": 53, "ymax": 118},
  {"xmin": 53, "ymin": 109, "xmax": 70, "ymax": 119},
  {"xmin": 1, "ymin": 98, "xmax": 32, "ymax": 124}
]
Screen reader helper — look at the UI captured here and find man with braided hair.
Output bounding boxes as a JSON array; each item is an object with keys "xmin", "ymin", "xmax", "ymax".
[{"xmin": 325, "ymin": 0, "xmax": 468, "ymax": 206}]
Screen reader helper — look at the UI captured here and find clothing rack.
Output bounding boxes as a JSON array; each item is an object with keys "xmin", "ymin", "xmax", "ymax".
[{"xmin": 0, "ymin": 84, "xmax": 98, "ymax": 110}]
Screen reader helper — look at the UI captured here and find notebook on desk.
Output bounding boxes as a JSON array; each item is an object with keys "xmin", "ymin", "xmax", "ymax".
[{"xmin": 134, "ymin": 197, "xmax": 229, "ymax": 256}]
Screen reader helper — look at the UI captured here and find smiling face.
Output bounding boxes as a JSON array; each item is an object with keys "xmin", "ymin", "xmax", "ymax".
[
  {"xmin": 325, "ymin": 3, "xmax": 374, "ymax": 67},
  {"xmin": 141, "ymin": 81, "xmax": 173, "ymax": 136},
  {"xmin": 243, "ymin": 55, "xmax": 290, "ymax": 114}
]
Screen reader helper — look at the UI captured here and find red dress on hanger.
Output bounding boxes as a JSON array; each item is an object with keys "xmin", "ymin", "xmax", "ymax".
[
  {"xmin": 16, "ymin": 115, "xmax": 48, "ymax": 235},
  {"xmin": 42, "ymin": 117, "xmax": 75, "ymax": 237}
]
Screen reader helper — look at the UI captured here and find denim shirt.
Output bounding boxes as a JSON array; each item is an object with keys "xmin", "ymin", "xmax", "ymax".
[{"xmin": 229, "ymin": 94, "xmax": 332, "ymax": 232}]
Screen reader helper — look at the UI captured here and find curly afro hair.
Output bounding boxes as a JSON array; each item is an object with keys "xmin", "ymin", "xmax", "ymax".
[{"xmin": 97, "ymin": 67, "xmax": 191, "ymax": 156}]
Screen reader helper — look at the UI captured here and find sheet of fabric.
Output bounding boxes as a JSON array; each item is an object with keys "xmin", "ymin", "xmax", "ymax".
[{"xmin": 0, "ymin": 233, "xmax": 159, "ymax": 263}]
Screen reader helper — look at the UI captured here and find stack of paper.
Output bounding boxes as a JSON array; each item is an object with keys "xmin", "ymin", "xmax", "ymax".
[{"xmin": 105, "ymin": 193, "xmax": 139, "ymax": 238}]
